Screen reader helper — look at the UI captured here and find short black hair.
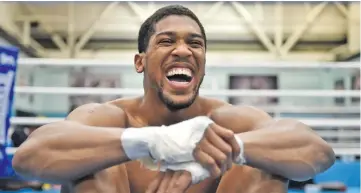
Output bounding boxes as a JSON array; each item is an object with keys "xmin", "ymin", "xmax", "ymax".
[{"xmin": 137, "ymin": 4, "xmax": 207, "ymax": 53}]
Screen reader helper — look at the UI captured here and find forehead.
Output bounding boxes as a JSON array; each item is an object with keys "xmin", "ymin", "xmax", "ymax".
[{"xmin": 154, "ymin": 15, "xmax": 202, "ymax": 36}]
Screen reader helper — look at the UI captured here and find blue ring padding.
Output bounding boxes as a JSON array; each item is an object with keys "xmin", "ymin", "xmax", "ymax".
[
  {"xmin": 0, "ymin": 45, "xmax": 18, "ymax": 178},
  {"xmin": 0, "ymin": 145, "xmax": 16, "ymax": 178}
]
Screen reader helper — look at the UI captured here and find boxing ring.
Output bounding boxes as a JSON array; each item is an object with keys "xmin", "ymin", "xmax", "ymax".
[{"xmin": 1, "ymin": 53, "xmax": 360, "ymax": 192}]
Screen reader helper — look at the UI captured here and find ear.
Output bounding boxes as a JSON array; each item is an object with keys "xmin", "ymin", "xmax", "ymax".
[{"xmin": 134, "ymin": 53, "xmax": 145, "ymax": 73}]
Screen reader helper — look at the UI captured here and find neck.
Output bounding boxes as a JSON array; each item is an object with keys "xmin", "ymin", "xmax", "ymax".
[{"xmin": 139, "ymin": 91, "xmax": 203, "ymax": 126}]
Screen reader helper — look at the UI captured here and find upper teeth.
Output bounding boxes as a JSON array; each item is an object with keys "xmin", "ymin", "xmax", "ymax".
[{"xmin": 166, "ymin": 68, "xmax": 192, "ymax": 77}]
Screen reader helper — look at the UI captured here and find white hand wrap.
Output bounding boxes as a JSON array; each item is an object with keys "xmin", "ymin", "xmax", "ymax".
[
  {"xmin": 121, "ymin": 127, "xmax": 157, "ymax": 160},
  {"xmin": 120, "ymin": 116, "xmax": 213, "ymax": 163},
  {"xmin": 148, "ymin": 116, "xmax": 214, "ymax": 163},
  {"xmin": 159, "ymin": 162, "xmax": 210, "ymax": 184}
]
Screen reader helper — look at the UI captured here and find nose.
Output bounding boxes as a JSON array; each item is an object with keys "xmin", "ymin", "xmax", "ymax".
[{"xmin": 171, "ymin": 42, "xmax": 192, "ymax": 58}]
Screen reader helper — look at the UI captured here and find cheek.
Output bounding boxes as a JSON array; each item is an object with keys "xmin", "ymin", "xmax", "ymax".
[
  {"xmin": 193, "ymin": 51, "xmax": 205, "ymax": 69},
  {"xmin": 196, "ymin": 61, "xmax": 206, "ymax": 76},
  {"xmin": 145, "ymin": 65, "xmax": 162, "ymax": 83},
  {"xmin": 147, "ymin": 52, "xmax": 168, "ymax": 77}
]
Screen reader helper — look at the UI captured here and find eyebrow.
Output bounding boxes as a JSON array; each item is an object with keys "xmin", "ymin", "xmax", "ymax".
[{"xmin": 155, "ymin": 31, "xmax": 204, "ymax": 40}]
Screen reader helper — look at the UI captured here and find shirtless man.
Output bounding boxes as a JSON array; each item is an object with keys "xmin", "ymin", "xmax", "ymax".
[{"xmin": 12, "ymin": 5, "xmax": 335, "ymax": 193}]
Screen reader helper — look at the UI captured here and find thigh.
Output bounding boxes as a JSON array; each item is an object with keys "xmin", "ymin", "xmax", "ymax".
[{"xmin": 216, "ymin": 165, "xmax": 288, "ymax": 193}]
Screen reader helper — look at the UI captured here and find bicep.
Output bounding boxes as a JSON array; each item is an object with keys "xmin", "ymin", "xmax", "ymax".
[
  {"xmin": 216, "ymin": 165, "xmax": 288, "ymax": 193},
  {"xmin": 63, "ymin": 164, "xmax": 130, "ymax": 193}
]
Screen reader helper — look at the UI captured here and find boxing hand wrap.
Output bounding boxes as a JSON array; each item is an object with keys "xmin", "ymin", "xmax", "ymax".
[
  {"xmin": 120, "ymin": 127, "xmax": 158, "ymax": 160},
  {"xmin": 159, "ymin": 162, "xmax": 210, "ymax": 184},
  {"xmin": 120, "ymin": 116, "xmax": 213, "ymax": 163},
  {"xmin": 148, "ymin": 116, "xmax": 214, "ymax": 164},
  {"xmin": 233, "ymin": 136, "xmax": 247, "ymax": 165}
]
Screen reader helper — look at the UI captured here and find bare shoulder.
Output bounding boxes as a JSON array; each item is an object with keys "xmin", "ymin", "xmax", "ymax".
[
  {"xmin": 66, "ymin": 101, "xmax": 128, "ymax": 127},
  {"xmin": 207, "ymin": 101, "xmax": 273, "ymax": 133},
  {"xmin": 199, "ymin": 97, "xmax": 230, "ymax": 114}
]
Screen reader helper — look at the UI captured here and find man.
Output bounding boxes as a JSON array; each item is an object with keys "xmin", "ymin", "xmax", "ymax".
[{"xmin": 12, "ymin": 5, "xmax": 335, "ymax": 193}]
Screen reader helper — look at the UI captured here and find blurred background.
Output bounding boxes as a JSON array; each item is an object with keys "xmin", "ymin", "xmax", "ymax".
[{"xmin": 0, "ymin": 1, "xmax": 359, "ymax": 193}]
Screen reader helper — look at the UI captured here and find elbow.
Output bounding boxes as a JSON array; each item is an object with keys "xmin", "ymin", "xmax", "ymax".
[
  {"xmin": 294, "ymin": 140, "xmax": 335, "ymax": 182},
  {"xmin": 298, "ymin": 120, "xmax": 336, "ymax": 175},
  {"xmin": 12, "ymin": 124, "xmax": 53, "ymax": 178},
  {"xmin": 314, "ymin": 140, "xmax": 336, "ymax": 174},
  {"xmin": 12, "ymin": 150, "xmax": 25, "ymax": 176},
  {"xmin": 12, "ymin": 153, "xmax": 31, "ymax": 178},
  {"xmin": 289, "ymin": 121, "xmax": 336, "ymax": 181},
  {"xmin": 12, "ymin": 140, "xmax": 41, "ymax": 178},
  {"xmin": 292, "ymin": 144, "xmax": 335, "ymax": 182}
]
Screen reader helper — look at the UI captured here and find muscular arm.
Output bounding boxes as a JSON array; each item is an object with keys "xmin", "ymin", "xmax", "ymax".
[
  {"xmin": 12, "ymin": 103, "xmax": 131, "ymax": 184},
  {"xmin": 210, "ymin": 105, "xmax": 335, "ymax": 182}
]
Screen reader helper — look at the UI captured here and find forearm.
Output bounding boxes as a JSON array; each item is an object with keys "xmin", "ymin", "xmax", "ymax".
[
  {"xmin": 12, "ymin": 121, "xmax": 130, "ymax": 183},
  {"xmin": 238, "ymin": 119, "xmax": 335, "ymax": 181}
]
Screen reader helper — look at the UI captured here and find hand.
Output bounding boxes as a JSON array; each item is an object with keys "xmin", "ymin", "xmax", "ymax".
[
  {"xmin": 146, "ymin": 170, "xmax": 192, "ymax": 193},
  {"xmin": 193, "ymin": 123, "xmax": 241, "ymax": 178},
  {"xmin": 148, "ymin": 116, "xmax": 214, "ymax": 163}
]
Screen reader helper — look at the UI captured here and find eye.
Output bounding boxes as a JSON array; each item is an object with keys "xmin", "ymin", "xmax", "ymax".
[
  {"xmin": 189, "ymin": 40, "xmax": 203, "ymax": 48},
  {"xmin": 159, "ymin": 39, "xmax": 173, "ymax": 46}
]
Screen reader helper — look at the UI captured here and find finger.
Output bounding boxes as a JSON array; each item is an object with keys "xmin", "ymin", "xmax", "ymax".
[
  {"xmin": 212, "ymin": 124, "xmax": 240, "ymax": 153},
  {"xmin": 213, "ymin": 125, "xmax": 241, "ymax": 161},
  {"xmin": 156, "ymin": 170, "xmax": 173, "ymax": 193},
  {"xmin": 193, "ymin": 148, "xmax": 222, "ymax": 178},
  {"xmin": 199, "ymin": 138, "xmax": 228, "ymax": 168},
  {"xmin": 205, "ymin": 127, "xmax": 233, "ymax": 159},
  {"xmin": 166, "ymin": 171, "xmax": 183, "ymax": 193},
  {"xmin": 210, "ymin": 123, "xmax": 234, "ymax": 139},
  {"xmin": 211, "ymin": 125, "xmax": 241, "ymax": 165},
  {"xmin": 206, "ymin": 127, "xmax": 235, "ymax": 172},
  {"xmin": 228, "ymin": 136, "xmax": 241, "ymax": 162},
  {"xmin": 170, "ymin": 171, "xmax": 192, "ymax": 193},
  {"xmin": 146, "ymin": 172, "xmax": 165, "ymax": 193}
]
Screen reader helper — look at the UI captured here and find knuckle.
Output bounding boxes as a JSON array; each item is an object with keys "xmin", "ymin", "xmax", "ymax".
[
  {"xmin": 193, "ymin": 144, "xmax": 202, "ymax": 154},
  {"xmin": 204, "ymin": 128, "xmax": 212, "ymax": 137},
  {"xmin": 223, "ymin": 130, "xmax": 233, "ymax": 138},
  {"xmin": 172, "ymin": 181, "xmax": 181, "ymax": 189},
  {"xmin": 199, "ymin": 137, "xmax": 207, "ymax": 145},
  {"xmin": 199, "ymin": 138, "xmax": 208, "ymax": 148},
  {"xmin": 208, "ymin": 123, "xmax": 215, "ymax": 128}
]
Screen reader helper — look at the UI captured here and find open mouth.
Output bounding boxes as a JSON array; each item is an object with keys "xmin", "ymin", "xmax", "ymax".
[{"xmin": 166, "ymin": 68, "xmax": 193, "ymax": 84}]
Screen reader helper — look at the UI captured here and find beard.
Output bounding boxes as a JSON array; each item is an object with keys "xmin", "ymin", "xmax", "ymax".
[{"xmin": 156, "ymin": 75, "xmax": 204, "ymax": 112}]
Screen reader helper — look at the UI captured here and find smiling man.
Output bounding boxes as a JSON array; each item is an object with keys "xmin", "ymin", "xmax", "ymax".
[{"xmin": 12, "ymin": 5, "xmax": 335, "ymax": 193}]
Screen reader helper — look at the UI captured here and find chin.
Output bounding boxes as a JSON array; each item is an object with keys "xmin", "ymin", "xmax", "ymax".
[
  {"xmin": 166, "ymin": 103, "xmax": 193, "ymax": 112},
  {"xmin": 159, "ymin": 92, "xmax": 198, "ymax": 112}
]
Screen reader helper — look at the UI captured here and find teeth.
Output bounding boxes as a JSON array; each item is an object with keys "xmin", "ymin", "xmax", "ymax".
[{"xmin": 166, "ymin": 68, "xmax": 192, "ymax": 77}]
